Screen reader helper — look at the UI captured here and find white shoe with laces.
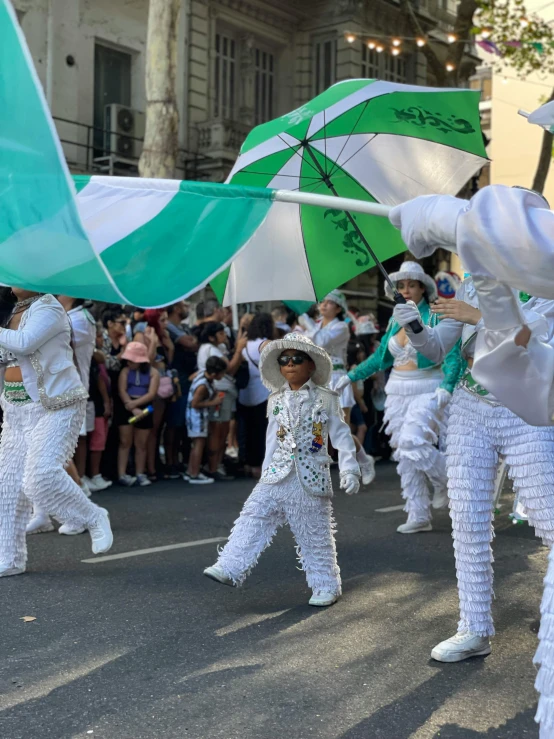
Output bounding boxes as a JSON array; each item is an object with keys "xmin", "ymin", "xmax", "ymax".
[
  {"xmin": 86, "ymin": 475, "xmax": 112, "ymax": 492},
  {"xmin": 432, "ymin": 487, "xmax": 449, "ymax": 510},
  {"xmin": 136, "ymin": 474, "xmax": 152, "ymax": 487},
  {"xmin": 26, "ymin": 513, "xmax": 54, "ymax": 534},
  {"xmin": 397, "ymin": 519, "xmax": 432, "ymax": 534},
  {"xmin": 203, "ymin": 563, "xmax": 234, "ymax": 586},
  {"xmin": 189, "ymin": 473, "xmax": 214, "ymax": 485},
  {"xmin": 431, "ymin": 631, "xmax": 491, "ymax": 662},
  {"xmin": 359, "ymin": 456, "xmax": 376, "ymax": 486},
  {"xmin": 118, "ymin": 474, "xmax": 137, "ymax": 487},
  {"xmin": 88, "ymin": 508, "xmax": 113, "ymax": 555},
  {"xmin": 59, "ymin": 522, "xmax": 86, "ymax": 536},
  {"xmin": 309, "ymin": 592, "xmax": 339, "ymax": 607}
]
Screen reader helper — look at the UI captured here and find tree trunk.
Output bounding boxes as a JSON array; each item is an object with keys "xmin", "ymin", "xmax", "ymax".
[
  {"xmin": 532, "ymin": 88, "xmax": 554, "ymax": 194},
  {"xmin": 139, "ymin": 0, "xmax": 180, "ymax": 179}
]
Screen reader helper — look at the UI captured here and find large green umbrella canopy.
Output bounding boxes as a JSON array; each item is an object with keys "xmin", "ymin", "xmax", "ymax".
[{"xmin": 212, "ymin": 79, "xmax": 487, "ymax": 306}]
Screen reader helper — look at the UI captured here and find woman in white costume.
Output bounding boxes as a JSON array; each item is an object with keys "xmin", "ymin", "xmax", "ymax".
[
  {"xmin": 387, "ymin": 178, "xmax": 554, "ymax": 737},
  {"xmin": 0, "ymin": 289, "xmax": 113, "ymax": 577},
  {"xmin": 299, "ymin": 290, "xmax": 376, "ymax": 486},
  {"xmin": 337, "ymin": 263, "xmax": 462, "ymax": 534}
]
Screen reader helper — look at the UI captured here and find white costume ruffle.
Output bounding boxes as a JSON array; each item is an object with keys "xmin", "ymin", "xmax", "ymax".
[
  {"xmin": 384, "ymin": 369, "xmax": 446, "ymax": 524},
  {"xmin": 447, "ymin": 388, "xmax": 554, "ymax": 637},
  {"xmin": 216, "ymin": 472, "xmax": 341, "ymax": 595},
  {"xmin": 0, "ymin": 398, "xmax": 104, "ymax": 569}
]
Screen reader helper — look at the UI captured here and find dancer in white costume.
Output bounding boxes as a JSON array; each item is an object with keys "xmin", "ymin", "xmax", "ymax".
[
  {"xmin": 204, "ymin": 333, "xmax": 360, "ymax": 607},
  {"xmin": 337, "ymin": 263, "xmax": 463, "ymax": 534},
  {"xmin": 299, "ymin": 290, "xmax": 376, "ymax": 486},
  {"xmin": 386, "ymin": 116, "xmax": 554, "ymax": 732},
  {"xmin": 26, "ymin": 296, "xmax": 97, "ymax": 535},
  {"xmin": 0, "ymin": 290, "xmax": 113, "ymax": 577},
  {"xmin": 393, "ymin": 277, "xmax": 554, "ymax": 664}
]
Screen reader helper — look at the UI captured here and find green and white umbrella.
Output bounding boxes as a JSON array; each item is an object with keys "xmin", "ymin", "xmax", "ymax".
[{"xmin": 212, "ymin": 79, "xmax": 487, "ymax": 306}]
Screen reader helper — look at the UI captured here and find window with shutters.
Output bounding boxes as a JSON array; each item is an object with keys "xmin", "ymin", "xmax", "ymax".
[
  {"xmin": 215, "ymin": 33, "xmax": 237, "ymax": 120},
  {"xmin": 361, "ymin": 48, "xmax": 407, "ymax": 83},
  {"xmin": 254, "ymin": 47, "xmax": 275, "ymax": 125},
  {"xmin": 314, "ymin": 38, "xmax": 337, "ymax": 95}
]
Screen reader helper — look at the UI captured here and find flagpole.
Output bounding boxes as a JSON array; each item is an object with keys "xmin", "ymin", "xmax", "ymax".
[{"xmin": 273, "ymin": 189, "xmax": 392, "ymax": 218}]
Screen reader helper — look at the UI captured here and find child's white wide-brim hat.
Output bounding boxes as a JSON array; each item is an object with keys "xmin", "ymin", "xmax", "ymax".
[
  {"xmin": 384, "ymin": 260, "xmax": 437, "ymax": 302},
  {"xmin": 259, "ymin": 333, "xmax": 333, "ymax": 392}
]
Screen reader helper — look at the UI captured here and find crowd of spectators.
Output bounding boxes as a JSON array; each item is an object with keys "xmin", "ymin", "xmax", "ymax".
[{"xmin": 33, "ymin": 296, "xmax": 390, "ymax": 493}]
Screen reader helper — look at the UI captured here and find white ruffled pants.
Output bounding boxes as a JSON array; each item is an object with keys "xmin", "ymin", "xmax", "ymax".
[
  {"xmin": 0, "ymin": 398, "xmax": 102, "ymax": 570},
  {"xmin": 384, "ymin": 369, "xmax": 447, "ymax": 524},
  {"xmin": 446, "ymin": 388, "xmax": 554, "ymax": 640},
  {"xmin": 216, "ymin": 472, "xmax": 341, "ymax": 596}
]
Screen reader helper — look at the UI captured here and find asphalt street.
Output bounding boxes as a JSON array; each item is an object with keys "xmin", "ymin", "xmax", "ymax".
[{"xmin": 0, "ymin": 462, "xmax": 547, "ymax": 739}]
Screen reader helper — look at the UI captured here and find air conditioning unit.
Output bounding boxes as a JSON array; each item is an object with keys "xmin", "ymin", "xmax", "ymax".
[{"xmin": 104, "ymin": 104, "xmax": 145, "ymax": 160}]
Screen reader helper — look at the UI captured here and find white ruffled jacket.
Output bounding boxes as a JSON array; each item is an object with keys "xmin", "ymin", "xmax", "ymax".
[
  {"xmin": 0, "ymin": 295, "xmax": 87, "ymax": 409},
  {"xmin": 260, "ymin": 381, "xmax": 359, "ymax": 497}
]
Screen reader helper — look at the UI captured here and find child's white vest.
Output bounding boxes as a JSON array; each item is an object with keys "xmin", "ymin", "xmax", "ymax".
[{"xmin": 260, "ymin": 386, "xmax": 341, "ymax": 497}]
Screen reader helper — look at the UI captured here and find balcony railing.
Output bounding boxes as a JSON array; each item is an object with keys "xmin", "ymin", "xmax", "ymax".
[
  {"xmin": 196, "ymin": 119, "xmax": 251, "ymax": 160},
  {"xmin": 52, "ymin": 116, "xmax": 207, "ymax": 179}
]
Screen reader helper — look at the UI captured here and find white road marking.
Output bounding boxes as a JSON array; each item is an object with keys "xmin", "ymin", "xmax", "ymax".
[
  {"xmin": 375, "ymin": 504, "xmax": 405, "ymax": 513},
  {"xmin": 81, "ymin": 537, "xmax": 227, "ymax": 564}
]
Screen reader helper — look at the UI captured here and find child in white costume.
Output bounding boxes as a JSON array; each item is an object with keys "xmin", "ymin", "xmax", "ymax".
[
  {"xmin": 299, "ymin": 289, "xmax": 376, "ymax": 486},
  {"xmin": 204, "ymin": 333, "xmax": 360, "ymax": 607},
  {"xmin": 393, "ymin": 277, "xmax": 554, "ymax": 669}
]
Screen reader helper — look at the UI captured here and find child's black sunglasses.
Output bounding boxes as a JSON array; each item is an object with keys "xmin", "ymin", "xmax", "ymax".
[{"xmin": 277, "ymin": 354, "xmax": 309, "ymax": 367}]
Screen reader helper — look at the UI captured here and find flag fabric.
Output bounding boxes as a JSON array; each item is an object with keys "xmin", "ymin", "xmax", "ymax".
[{"xmin": 0, "ymin": 0, "xmax": 274, "ymax": 307}]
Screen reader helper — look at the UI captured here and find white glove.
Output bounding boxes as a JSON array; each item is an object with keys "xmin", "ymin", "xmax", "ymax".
[
  {"xmin": 335, "ymin": 375, "xmax": 352, "ymax": 392},
  {"xmin": 433, "ymin": 387, "xmax": 452, "ymax": 411},
  {"xmin": 389, "ymin": 195, "xmax": 466, "ymax": 259},
  {"xmin": 340, "ymin": 473, "xmax": 360, "ymax": 496},
  {"xmin": 393, "ymin": 300, "xmax": 422, "ymax": 329}
]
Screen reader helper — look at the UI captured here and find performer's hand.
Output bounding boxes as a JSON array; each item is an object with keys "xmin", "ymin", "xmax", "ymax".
[
  {"xmin": 431, "ymin": 298, "xmax": 481, "ymax": 325},
  {"xmin": 393, "ymin": 301, "xmax": 422, "ymax": 328},
  {"xmin": 389, "ymin": 195, "xmax": 466, "ymax": 258},
  {"xmin": 335, "ymin": 375, "xmax": 352, "ymax": 392},
  {"xmin": 433, "ymin": 387, "xmax": 452, "ymax": 411},
  {"xmin": 340, "ymin": 473, "xmax": 360, "ymax": 496}
]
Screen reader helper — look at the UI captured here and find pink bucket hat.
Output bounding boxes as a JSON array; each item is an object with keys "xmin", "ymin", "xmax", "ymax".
[{"xmin": 122, "ymin": 341, "xmax": 150, "ymax": 364}]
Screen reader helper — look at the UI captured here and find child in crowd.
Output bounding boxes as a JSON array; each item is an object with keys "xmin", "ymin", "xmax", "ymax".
[
  {"xmin": 117, "ymin": 342, "xmax": 160, "ymax": 487},
  {"xmin": 204, "ymin": 333, "xmax": 360, "ymax": 607},
  {"xmin": 186, "ymin": 356, "xmax": 228, "ymax": 485}
]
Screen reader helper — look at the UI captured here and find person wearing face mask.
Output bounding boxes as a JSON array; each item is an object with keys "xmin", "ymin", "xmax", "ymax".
[
  {"xmin": 299, "ymin": 290, "xmax": 376, "ymax": 487},
  {"xmin": 336, "ymin": 262, "xmax": 464, "ymax": 534}
]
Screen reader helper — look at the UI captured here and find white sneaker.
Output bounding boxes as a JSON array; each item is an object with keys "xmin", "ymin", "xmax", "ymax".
[
  {"xmin": 431, "ymin": 631, "xmax": 491, "ymax": 662},
  {"xmin": 203, "ymin": 564, "xmax": 234, "ymax": 586},
  {"xmin": 136, "ymin": 474, "xmax": 152, "ymax": 487},
  {"xmin": 360, "ymin": 456, "xmax": 376, "ymax": 486},
  {"xmin": 309, "ymin": 592, "xmax": 339, "ymax": 607},
  {"xmin": 26, "ymin": 513, "xmax": 54, "ymax": 534},
  {"xmin": 58, "ymin": 522, "xmax": 86, "ymax": 536},
  {"xmin": 0, "ymin": 565, "xmax": 25, "ymax": 578},
  {"xmin": 89, "ymin": 508, "xmax": 113, "ymax": 555},
  {"xmin": 80, "ymin": 480, "xmax": 92, "ymax": 498},
  {"xmin": 118, "ymin": 474, "xmax": 137, "ymax": 487},
  {"xmin": 397, "ymin": 519, "xmax": 432, "ymax": 534},
  {"xmin": 189, "ymin": 473, "xmax": 214, "ymax": 485},
  {"xmin": 226, "ymin": 446, "xmax": 239, "ymax": 459},
  {"xmin": 432, "ymin": 487, "xmax": 449, "ymax": 510},
  {"xmin": 88, "ymin": 475, "xmax": 112, "ymax": 492}
]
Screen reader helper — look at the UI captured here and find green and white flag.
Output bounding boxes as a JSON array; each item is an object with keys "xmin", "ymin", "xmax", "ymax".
[{"xmin": 0, "ymin": 1, "xmax": 273, "ymax": 307}]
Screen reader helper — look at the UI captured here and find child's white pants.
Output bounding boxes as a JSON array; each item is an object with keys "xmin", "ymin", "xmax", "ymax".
[{"xmin": 217, "ymin": 472, "xmax": 341, "ymax": 595}]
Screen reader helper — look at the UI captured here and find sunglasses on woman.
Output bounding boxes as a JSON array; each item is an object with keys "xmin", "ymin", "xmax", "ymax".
[{"xmin": 277, "ymin": 354, "xmax": 310, "ymax": 367}]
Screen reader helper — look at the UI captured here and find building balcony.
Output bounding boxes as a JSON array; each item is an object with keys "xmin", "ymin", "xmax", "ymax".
[{"xmin": 195, "ymin": 119, "xmax": 252, "ymax": 173}]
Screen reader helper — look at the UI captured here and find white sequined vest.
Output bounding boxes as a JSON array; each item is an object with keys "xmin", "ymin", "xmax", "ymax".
[{"xmin": 260, "ymin": 387, "xmax": 340, "ymax": 497}]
